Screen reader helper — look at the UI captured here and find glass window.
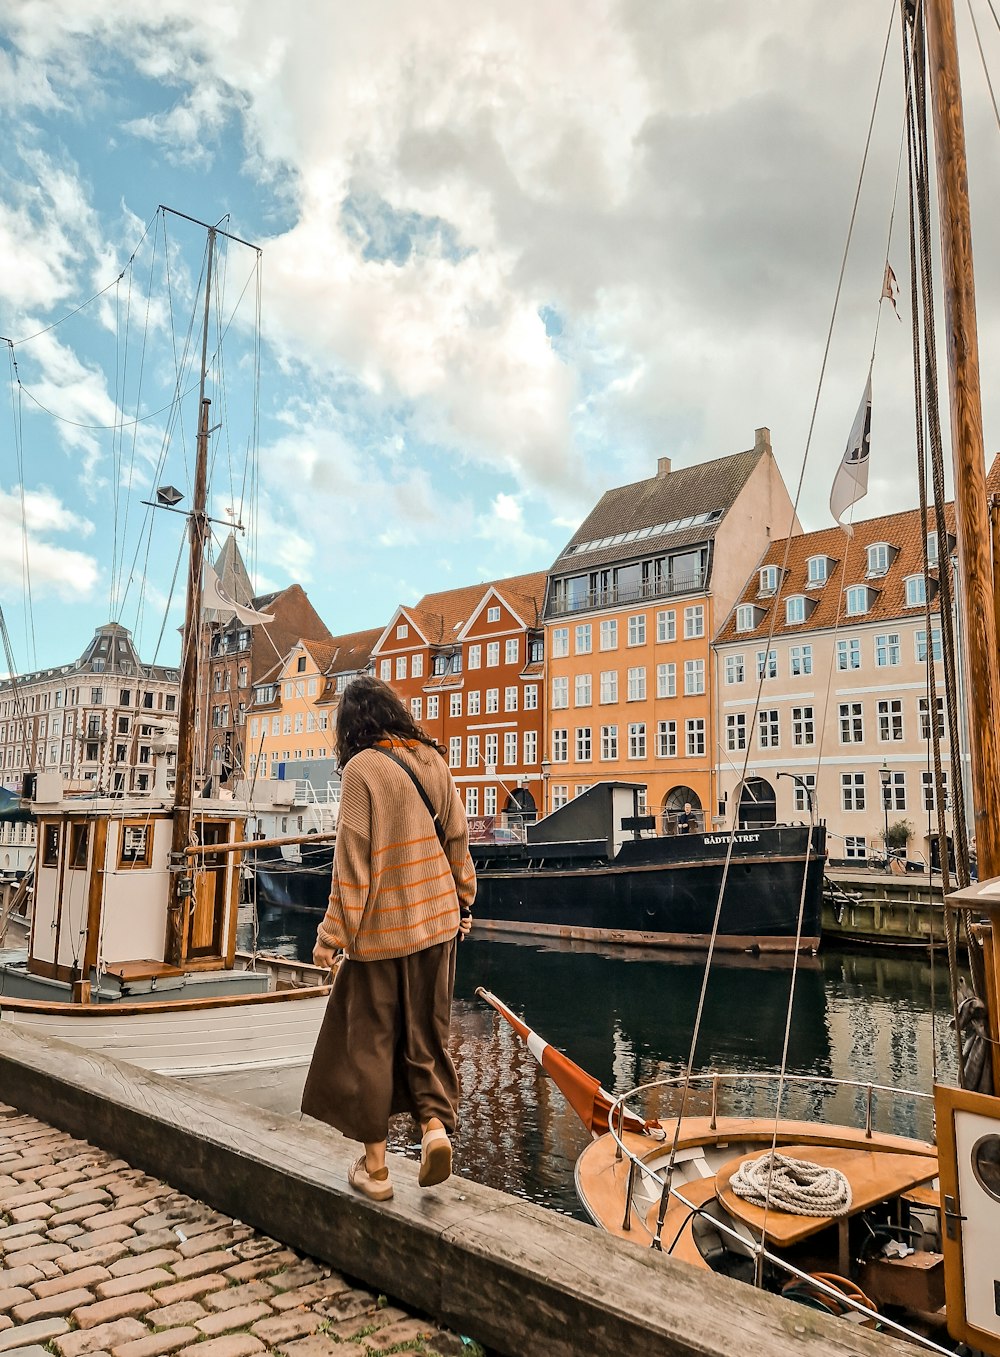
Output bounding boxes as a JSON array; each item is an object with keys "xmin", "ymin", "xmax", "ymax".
[
  {"xmin": 524, "ymin": 684, "xmax": 538, "ymax": 710},
  {"xmin": 785, "ymin": 596, "xmax": 806, "ymax": 624},
  {"xmin": 793, "ymin": 774, "xmax": 816, "ymax": 813},
  {"xmin": 846, "ymin": 586, "xmax": 870, "ymax": 616},
  {"xmin": 395, "ymin": 656, "xmax": 407, "ymax": 680},
  {"xmin": 627, "ymin": 722, "xmax": 646, "ymax": 759},
  {"xmin": 551, "ymin": 628, "xmax": 569, "ymax": 658},
  {"xmin": 877, "ymin": 699, "xmax": 904, "ymax": 742},
  {"xmin": 792, "ymin": 706, "xmax": 814, "ymax": 746},
  {"xmin": 922, "ymin": 769, "xmax": 948, "ymax": 812},
  {"xmin": 627, "ymin": 667, "xmax": 646, "ymax": 701},
  {"xmin": 905, "ymin": 575, "xmax": 926, "ymax": 606},
  {"xmin": 468, "ymin": 645, "xmax": 481, "ymax": 669},
  {"xmin": 575, "ymin": 727, "xmax": 592, "ymax": 761},
  {"xmin": 523, "ymin": 730, "xmax": 538, "ymax": 764},
  {"xmin": 467, "ymin": 691, "xmax": 481, "ymax": 716},
  {"xmin": 725, "ymin": 654, "xmax": 744, "ymax": 685},
  {"xmin": 552, "ymin": 729, "xmax": 569, "ymax": 762},
  {"xmin": 845, "ymin": 835, "xmax": 867, "ymax": 859},
  {"xmin": 505, "ymin": 638, "xmax": 519, "ymax": 665},
  {"xmin": 839, "ymin": 702, "xmax": 864, "ymax": 743},
  {"xmin": 758, "ymin": 710, "xmax": 779, "ymax": 748},
  {"xmin": 875, "ymin": 633, "xmax": 901, "ymax": 666},
  {"xmin": 790, "ymin": 645, "xmax": 812, "ymax": 676},
  {"xmin": 926, "ymin": 531, "xmax": 939, "ymax": 566},
  {"xmin": 485, "ymin": 733, "xmax": 498, "ymax": 767},
  {"xmin": 837, "ymin": 638, "xmax": 861, "ymax": 670},
  {"xmin": 915, "ymin": 627, "xmax": 943, "ymax": 663},
  {"xmin": 599, "ymin": 619, "xmax": 618, "ymax": 651},
  {"xmin": 600, "ymin": 725, "xmax": 619, "ymax": 760},
  {"xmin": 379, "ymin": 659, "xmax": 391, "ymax": 680},
  {"xmin": 807, "ymin": 556, "xmax": 828, "ymax": 584},
  {"xmin": 551, "ymin": 785, "xmax": 569, "ymax": 810},
  {"xmin": 756, "ymin": 650, "xmax": 777, "ymax": 680},
  {"xmin": 919, "ymin": 696, "xmax": 945, "ymax": 740},
  {"xmin": 410, "ymin": 697, "xmax": 422, "ymax": 721},
  {"xmin": 726, "ymin": 714, "xmax": 746, "ymax": 752},
  {"xmin": 427, "ymin": 695, "xmax": 439, "ymax": 720},
  {"xmin": 486, "ymin": 688, "xmax": 499, "ymax": 713},
  {"xmin": 599, "ymin": 670, "xmax": 618, "ymax": 703},
  {"xmin": 867, "ymin": 542, "xmax": 891, "ymax": 575},
  {"xmin": 504, "ymin": 732, "xmax": 517, "ymax": 764},
  {"xmin": 487, "ymin": 642, "xmax": 500, "ymax": 667},
  {"xmin": 487, "ymin": 605, "xmax": 501, "ymax": 622},
  {"xmin": 504, "ymin": 686, "xmax": 518, "ymax": 711},
  {"xmin": 760, "ymin": 565, "xmax": 779, "ymax": 593},
  {"xmin": 575, "ymin": 675, "xmax": 592, "ymax": 707},
  {"xmin": 552, "ymin": 676, "xmax": 569, "ymax": 709},
  {"xmin": 627, "ymin": 615, "xmax": 646, "ymax": 646},
  {"xmin": 467, "ymin": 735, "xmax": 480, "ymax": 767},
  {"xmin": 657, "ymin": 720, "xmax": 677, "ymax": 757},
  {"xmin": 466, "ymin": 787, "xmax": 479, "ymax": 816},
  {"xmin": 657, "ymin": 662, "xmax": 676, "ymax": 698},
  {"xmin": 683, "ymin": 659, "xmax": 705, "ymax": 695},
  {"xmin": 450, "ymin": 693, "xmax": 462, "ymax": 717},
  {"xmin": 656, "ymin": 610, "xmax": 676, "ymax": 642},
  {"xmin": 574, "ymin": 625, "xmax": 591, "ymax": 655},
  {"xmin": 735, "ymin": 605, "xmax": 756, "ymax": 633},
  {"xmin": 684, "ymin": 605, "xmax": 704, "ymax": 639},
  {"xmin": 842, "ymin": 772, "xmax": 866, "ymax": 811},
  {"xmin": 685, "ymin": 718, "xmax": 705, "ymax": 756},
  {"xmin": 484, "ymin": 786, "xmax": 497, "ymax": 816}
]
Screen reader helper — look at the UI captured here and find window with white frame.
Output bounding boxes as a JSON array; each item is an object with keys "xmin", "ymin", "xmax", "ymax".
[
  {"xmin": 599, "ymin": 670, "xmax": 618, "ymax": 703},
  {"xmin": 396, "ymin": 656, "xmax": 407, "ymax": 680},
  {"xmin": 450, "ymin": 692, "xmax": 462, "ymax": 717},
  {"xmin": 427, "ymin": 695, "xmax": 439, "ymax": 720},
  {"xmin": 846, "ymin": 585, "xmax": 871, "ymax": 616},
  {"xmin": 505, "ymin": 638, "xmax": 519, "ymax": 664},
  {"xmin": 790, "ymin": 645, "xmax": 813, "ymax": 676},
  {"xmin": 411, "ymin": 698, "xmax": 422, "ymax": 721},
  {"xmin": 551, "ymin": 627, "xmax": 569, "ymax": 657},
  {"xmin": 922, "ymin": 768, "xmax": 948, "ymax": 811},
  {"xmin": 628, "ymin": 722, "xmax": 646, "ymax": 758},
  {"xmin": 552, "ymin": 729, "xmax": 569, "ymax": 762},
  {"xmin": 759, "ymin": 565, "xmax": 779, "ymax": 594},
  {"xmin": 785, "ymin": 596, "xmax": 807, "ymax": 624},
  {"xmin": 837, "ymin": 638, "xmax": 861, "ymax": 670},
  {"xmin": 524, "ymin": 730, "xmax": 538, "ymax": 764},
  {"xmin": 466, "ymin": 787, "xmax": 479, "ymax": 816},
  {"xmin": 842, "ymin": 772, "xmax": 866, "ymax": 811},
  {"xmin": 657, "ymin": 662, "xmax": 676, "ymax": 698},
  {"xmin": 574, "ymin": 625, "xmax": 591, "ymax": 655},
  {"xmin": 486, "ymin": 688, "xmax": 499, "ymax": 713},
  {"xmin": 575, "ymin": 727, "xmax": 592, "ymax": 761},
  {"xmin": 725, "ymin": 654, "xmax": 745, "ymax": 685},
  {"xmin": 684, "ymin": 659, "xmax": 705, "ymax": 695},
  {"xmin": 839, "ymin": 702, "xmax": 864, "ymax": 743},
  {"xmin": 657, "ymin": 720, "xmax": 677, "ymax": 757},
  {"xmin": 793, "ymin": 774, "xmax": 817, "ymax": 813},
  {"xmin": 919, "ymin": 696, "xmax": 945, "ymax": 740},
  {"xmin": 905, "ymin": 575, "xmax": 926, "ymax": 607},
  {"xmin": 758, "ymin": 709, "xmax": 779, "ymax": 748},
  {"xmin": 307, "ymin": 678, "xmax": 318, "ymax": 697},
  {"xmin": 484, "ymin": 786, "xmax": 497, "ymax": 816},
  {"xmin": 756, "ymin": 650, "xmax": 777, "ymax": 679},
  {"xmin": 283, "ymin": 714, "xmax": 292, "ymax": 734},
  {"xmin": 877, "ymin": 699, "xmax": 904, "ymax": 742},
  {"xmin": 726, "ymin": 713, "xmax": 746, "ymax": 752},
  {"xmin": 468, "ymin": 645, "xmax": 481, "ymax": 669},
  {"xmin": 686, "ymin": 718, "xmax": 706, "ymax": 756},
  {"xmin": 551, "ymin": 784, "xmax": 569, "ymax": 810},
  {"xmin": 807, "ymin": 556, "xmax": 829, "ymax": 584},
  {"xmin": 735, "ymin": 605, "xmax": 757, "ymax": 632},
  {"xmin": 600, "ymin": 725, "xmax": 618, "ymax": 760},
  {"xmin": 487, "ymin": 605, "xmax": 501, "ymax": 622},
  {"xmin": 396, "ymin": 623, "xmax": 408, "ymax": 639},
  {"xmin": 627, "ymin": 615, "xmax": 646, "ymax": 646},
  {"xmin": 505, "ymin": 686, "xmax": 518, "ymax": 711},
  {"xmin": 875, "ymin": 633, "xmax": 901, "ymax": 666},
  {"xmin": 845, "ymin": 835, "xmax": 867, "ymax": 859},
  {"xmin": 467, "ymin": 735, "xmax": 480, "ymax": 767},
  {"xmin": 449, "ymin": 737, "xmax": 461, "ymax": 768},
  {"xmin": 600, "ymin": 619, "xmax": 618, "ymax": 650},
  {"xmin": 926, "ymin": 531, "xmax": 939, "ymax": 566},
  {"xmin": 380, "ymin": 659, "xmax": 392, "ymax": 681},
  {"xmin": 867, "ymin": 542, "xmax": 892, "ymax": 575},
  {"xmin": 916, "ymin": 628, "xmax": 943, "ymax": 663},
  {"xmin": 485, "ymin": 733, "xmax": 499, "ymax": 767},
  {"xmin": 572, "ymin": 674, "xmax": 591, "ymax": 706},
  {"xmin": 882, "ymin": 771, "xmax": 905, "ymax": 811},
  {"xmin": 656, "ymin": 609, "xmax": 676, "ymax": 642},
  {"xmin": 272, "ymin": 716, "xmax": 280, "ymax": 736},
  {"xmin": 524, "ymin": 684, "xmax": 538, "ymax": 710},
  {"xmin": 627, "ymin": 667, "xmax": 646, "ymax": 701},
  {"xmin": 792, "ymin": 706, "xmax": 815, "ymax": 746},
  {"xmin": 684, "ymin": 605, "xmax": 705, "ymax": 639},
  {"xmin": 486, "ymin": 642, "xmax": 499, "ymax": 667},
  {"xmin": 552, "ymin": 676, "xmax": 569, "ymax": 709},
  {"xmin": 412, "ymin": 653, "xmax": 423, "ymax": 678},
  {"xmin": 504, "ymin": 732, "xmax": 517, "ymax": 764},
  {"xmin": 467, "ymin": 691, "xmax": 481, "ymax": 716}
]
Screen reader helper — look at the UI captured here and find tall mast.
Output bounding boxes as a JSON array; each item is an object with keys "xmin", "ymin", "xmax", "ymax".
[
  {"xmin": 165, "ymin": 227, "xmax": 215, "ymax": 968},
  {"xmin": 924, "ymin": 0, "xmax": 1000, "ymax": 881}
]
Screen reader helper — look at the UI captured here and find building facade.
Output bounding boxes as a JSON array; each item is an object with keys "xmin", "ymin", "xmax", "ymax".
[
  {"xmin": 713, "ymin": 508, "xmax": 958, "ymax": 866},
  {"xmin": 542, "ymin": 431, "xmax": 798, "ymax": 822},
  {"xmin": 370, "ymin": 573, "xmax": 547, "ymax": 825},
  {"xmin": 0, "ymin": 622, "xmax": 179, "ymax": 796}
]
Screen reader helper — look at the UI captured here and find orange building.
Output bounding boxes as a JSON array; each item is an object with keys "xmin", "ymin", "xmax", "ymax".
[
  {"xmin": 542, "ymin": 431, "xmax": 797, "ymax": 825},
  {"xmin": 370, "ymin": 572, "xmax": 547, "ymax": 824}
]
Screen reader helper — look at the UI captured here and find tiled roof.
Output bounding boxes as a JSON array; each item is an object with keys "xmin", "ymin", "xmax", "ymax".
[
  {"xmin": 552, "ymin": 444, "xmax": 767, "ymax": 576},
  {"xmin": 320, "ymin": 628, "xmax": 382, "ymax": 676},
  {"xmin": 714, "ymin": 504, "xmax": 956, "ymax": 644},
  {"xmin": 408, "ymin": 571, "xmax": 548, "ymax": 645}
]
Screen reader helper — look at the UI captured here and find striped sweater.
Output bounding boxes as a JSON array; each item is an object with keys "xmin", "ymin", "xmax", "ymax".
[{"xmin": 317, "ymin": 739, "xmax": 477, "ymax": 962}]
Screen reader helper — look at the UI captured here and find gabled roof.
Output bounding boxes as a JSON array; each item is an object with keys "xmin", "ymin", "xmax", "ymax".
[
  {"xmin": 321, "ymin": 628, "xmax": 382, "ymax": 676},
  {"xmin": 552, "ymin": 442, "xmax": 768, "ymax": 576},
  {"xmin": 411, "ymin": 570, "xmax": 548, "ymax": 645},
  {"xmin": 458, "ymin": 573, "xmax": 548, "ymax": 639}
]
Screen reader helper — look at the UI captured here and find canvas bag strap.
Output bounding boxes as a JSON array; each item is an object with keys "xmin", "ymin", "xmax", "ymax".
[{"xmin": 371, "ymin": 746, "xmax": 447, "ymax": 846}]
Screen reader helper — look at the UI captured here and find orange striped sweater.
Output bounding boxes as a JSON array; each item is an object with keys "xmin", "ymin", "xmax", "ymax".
[{"xmin": 317, "ymin": 739, "xmax": 477, "ymax": 962}]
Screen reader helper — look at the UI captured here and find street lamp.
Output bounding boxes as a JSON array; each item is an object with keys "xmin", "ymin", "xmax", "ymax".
[{"xmin": 878, "ymin": 759, "xmax": 891, "ymax": 857}]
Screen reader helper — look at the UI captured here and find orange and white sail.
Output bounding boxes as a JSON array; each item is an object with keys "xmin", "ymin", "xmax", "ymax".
[{"xmin": 477, "ymin": 987, "xmax": 656, "ymax": 1139}]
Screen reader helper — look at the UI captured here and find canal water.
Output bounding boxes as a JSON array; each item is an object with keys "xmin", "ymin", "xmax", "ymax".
[{"xmin": 234, "ymin": 904, "xmax": 957, "ymax": 1220}]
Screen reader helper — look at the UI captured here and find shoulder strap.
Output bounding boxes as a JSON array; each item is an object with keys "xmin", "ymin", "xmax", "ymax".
[{"xmin": 370, "ymin": 746, "xmax": 447, "ymax": 846}]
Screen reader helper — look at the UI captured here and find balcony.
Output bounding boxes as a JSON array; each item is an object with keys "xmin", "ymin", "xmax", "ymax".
[{"xmin": 549, "ymin": 572, "xmax": 706, "ymax": 617}]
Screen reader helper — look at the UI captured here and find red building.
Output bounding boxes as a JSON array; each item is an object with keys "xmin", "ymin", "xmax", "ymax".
[{"xmin": 370, "ymin": 572, "xmax": 547, "ymax": 827}]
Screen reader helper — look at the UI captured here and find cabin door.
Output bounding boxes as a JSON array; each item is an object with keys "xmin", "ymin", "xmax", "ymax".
[{"xmin": 188, "ymin": 824, "xmax": 229, "ymax": 960}]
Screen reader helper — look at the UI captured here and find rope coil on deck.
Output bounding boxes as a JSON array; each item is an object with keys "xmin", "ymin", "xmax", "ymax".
[{"xmin": 731, "ymin": 1153, "xmax": 852, "ymax": 1217}]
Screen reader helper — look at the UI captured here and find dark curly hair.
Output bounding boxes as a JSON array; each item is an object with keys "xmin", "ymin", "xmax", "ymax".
[{"xmin": 335, "ymin": 674, "xmax": 445, "ymax": 767}]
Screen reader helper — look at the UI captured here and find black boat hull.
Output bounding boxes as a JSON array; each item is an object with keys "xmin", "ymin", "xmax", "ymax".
[{"xmin": 468, "ymin": 825, "xmax": 826, "ymax": 952}]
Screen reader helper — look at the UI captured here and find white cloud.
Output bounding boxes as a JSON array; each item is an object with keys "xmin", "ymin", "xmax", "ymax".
[{"xmin": 0, "ymin": 484, "xmax": 100, "ymax": 602}]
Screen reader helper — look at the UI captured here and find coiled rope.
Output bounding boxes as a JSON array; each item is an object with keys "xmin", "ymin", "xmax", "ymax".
[{"xmin": 731, "ymin": 1153, "xmax": 852, "ymax": 1217}]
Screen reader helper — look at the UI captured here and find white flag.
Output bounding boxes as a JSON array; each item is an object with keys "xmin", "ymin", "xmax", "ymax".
[
  {"xmin": 830, "ymin": 375, "xmax": 872, "ymax": 535},
  {"xmin": 202, "ymin": 570, "xmax": 275, "ymax": 625}
]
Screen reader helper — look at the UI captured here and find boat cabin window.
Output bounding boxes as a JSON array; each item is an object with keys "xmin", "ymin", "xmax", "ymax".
[
  {"xmin": 41, "ymin": 823, "xmax": 60, "ymax": 868},
  {"xmin": 119, "ymin": 821, "xmax": 153, "ymax": 869},
  {"xmin": 69, "ymin": 822, "xmax": 89, "ymax": 869}
]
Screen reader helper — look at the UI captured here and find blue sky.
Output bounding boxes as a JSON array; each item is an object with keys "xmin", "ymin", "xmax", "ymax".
[{"xmin": 4, "ymin": 1, "xmax": 1000, "ymax": 672}]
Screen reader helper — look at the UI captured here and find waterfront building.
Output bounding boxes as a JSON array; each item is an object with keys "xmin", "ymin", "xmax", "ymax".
[
  {"xmin": 0, "ymin": 622, "xmax": 179, "ymax": 796},
  {"xmin": 542, "ymin": 430, "xmax": 797, "ymax": 822},
  {"xmin": 713, "ymin": 507, "xmax": 959, "ymax": 866},
  {"xmin": 201, "ymin": 534, "xmax": 331, "ymax": 783},
  {"xmin": 371, "ymin": 572, "xmax": 547, "ymax": 824}
]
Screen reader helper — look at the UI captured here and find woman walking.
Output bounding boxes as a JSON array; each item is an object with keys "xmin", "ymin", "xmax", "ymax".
[{"xmin": 302, "ymin": 675, "xmax": 475, "ymax": 1200}]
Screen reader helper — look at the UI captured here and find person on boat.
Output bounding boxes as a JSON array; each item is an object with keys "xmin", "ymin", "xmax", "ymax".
[
  {"xmin": 301, "ymin": 675, "xmax": 476, "ymax": 1202},
  {"xmin": 677, "ymin": 802, "xmax": 695, "ymax": 834}
]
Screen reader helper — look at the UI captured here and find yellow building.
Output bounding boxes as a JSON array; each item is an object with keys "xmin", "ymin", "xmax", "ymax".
[{"xmin": 543, "ymin": 432, "xmax": 797, "ymax": 826}]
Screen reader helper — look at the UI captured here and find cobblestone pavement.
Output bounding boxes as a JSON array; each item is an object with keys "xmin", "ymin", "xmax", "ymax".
[{"xmin": 0, "ymin": 1103, "xmax": 479, "ymax": 1357}]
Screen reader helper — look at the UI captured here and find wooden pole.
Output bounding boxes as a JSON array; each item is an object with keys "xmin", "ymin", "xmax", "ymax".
[
  {"xmin": 165, "ymin": 229, "xmax": 216, "ymax": 968},
  {"xmin": 185, "ymin": 830, "xmax": 337, "ymax": 857},
  {"xmin": 925, "ymin": 0, "xmax": 1000, "ymax": 883}
]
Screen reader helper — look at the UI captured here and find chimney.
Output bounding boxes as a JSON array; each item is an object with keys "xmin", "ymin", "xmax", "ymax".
[
  {"xmin": 754, "ymin": 427, "xmax": 772, "ymax": 455},
  {"xmin": 657, "ymin": 456, "xmax": 671, "ymax": 478}
]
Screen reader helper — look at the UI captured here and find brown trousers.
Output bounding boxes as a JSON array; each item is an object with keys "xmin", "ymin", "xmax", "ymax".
[{"xmin": 301, "ymin": 938, "xmax": 459, "ymax": 1144}]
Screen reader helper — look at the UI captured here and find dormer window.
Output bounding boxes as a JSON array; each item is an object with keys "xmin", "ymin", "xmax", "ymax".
[
  {"xmin": 432, "ymin": 654, "xmax": 448, "ymax": 676},
  {"xmin": 905, "ymin": 574, "xmax": 927, "ymax": 607},
  {"xmin": 807, "ymin": 555, "xmax": 831, "ymax": 585},
  {"xmin": 736, "ymin": 604, "xmax": 763, "ymax": 633},
  {"xmin": 785, "ymin": 595, "xmax": 815, "ymax": 625},
  {"xmin": 866, "ymin": 542, "xmax": 895, "ymax": 577},
  {"xmin": 759, "ymin": 565, "xmax": 780, "ymax": 596},
  {"xmin": 926, "ymin": 532, "xmax": 938, "ymax": 567},
  {"xmin": 450, "ymin": 652, "xmax": 462, "ymax": 674},
  {"xmin": 846, "ymin": 585, "xmax": 876, "ymax": 616}
]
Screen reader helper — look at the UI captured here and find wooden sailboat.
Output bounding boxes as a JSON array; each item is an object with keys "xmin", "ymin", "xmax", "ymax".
[
  {"xmin": 481, "ymin": 0, "xmax": 1000, "ymax": 1349},
  {"xmin": 0, "ymin": 219, "xmax": 332, "ymax": 1077}
]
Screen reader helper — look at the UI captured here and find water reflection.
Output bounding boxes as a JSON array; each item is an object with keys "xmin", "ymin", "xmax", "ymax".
[{"xmin": 237, "ymin": 905, "xmax": 956, "ymax": 1218}]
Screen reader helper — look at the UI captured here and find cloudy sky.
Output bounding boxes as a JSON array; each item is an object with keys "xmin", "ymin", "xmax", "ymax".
[{"xmin": 3, "ymin": 0, "xmax": 1000, "ymax": 671}]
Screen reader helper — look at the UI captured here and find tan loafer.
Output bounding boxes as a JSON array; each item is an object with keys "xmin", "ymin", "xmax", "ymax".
[
  {"xmin": 418, "ymin": 1128, "xmax": 452, "ymax": 1187},
  {"xmin": 348, "ymin": 1155, "xmax": 393, "ymax": 1201}
]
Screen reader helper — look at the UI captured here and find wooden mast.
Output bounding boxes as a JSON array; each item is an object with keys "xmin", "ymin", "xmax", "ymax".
[
  {"xmin": 924, "ymin": 0, "xmax": 1000, "ymax": 883},
  {"xmin": 165, "ymin": 228, "xmax": 215, "ymax": 968}
]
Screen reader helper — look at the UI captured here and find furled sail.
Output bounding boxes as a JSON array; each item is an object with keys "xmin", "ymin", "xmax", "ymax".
[{"xmin": 202, "ymin": 570, "xmax": 275, "ymax": 626}]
